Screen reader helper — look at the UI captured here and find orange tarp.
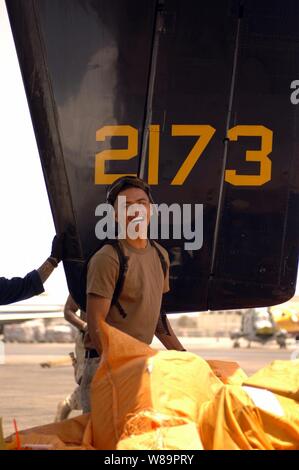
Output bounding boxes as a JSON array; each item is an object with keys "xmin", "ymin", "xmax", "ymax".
[{"xmin": 5, "ymin": 319, "xmax": 299, "ymax": 450}]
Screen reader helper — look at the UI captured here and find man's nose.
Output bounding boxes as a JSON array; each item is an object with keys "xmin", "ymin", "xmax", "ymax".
[{"xmin": 128, "ymin": 210, "xmax": 139, "ymax": 220}]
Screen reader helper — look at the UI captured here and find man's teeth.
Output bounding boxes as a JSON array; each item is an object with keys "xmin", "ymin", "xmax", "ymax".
[{"xmin": 132, "ymin": 216, "xmax": 144, "ymax": 224}]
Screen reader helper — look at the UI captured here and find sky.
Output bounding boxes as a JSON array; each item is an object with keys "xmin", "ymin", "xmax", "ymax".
[
  {"xmin": 0, "ymin": 0, "xmax": 68, "ymax": 303},
  {"xmin": 0, "ymin": 0, "xmax": 298, "ymax": 303}
]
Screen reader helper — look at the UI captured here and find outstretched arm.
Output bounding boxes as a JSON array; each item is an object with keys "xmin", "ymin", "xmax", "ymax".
[
  {"xmin": 155, "ymin": 315, "xmax": 186, "ymax": 351},
  {"xmin": 0, "ymin": 234, "xmax": 65, "ymax": 306},
  {"xmin": 0, "ymin": 270, "xmax": 44, "ymax": 305}
]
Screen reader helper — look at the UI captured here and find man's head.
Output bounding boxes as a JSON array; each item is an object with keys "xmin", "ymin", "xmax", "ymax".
[
  {"xmin": 106, "ymin": 176, "xmax": 154, "ymax": 206},
  {"xmin": 106, "ymin": 176, "xmax": 154, "ymax": 239}
]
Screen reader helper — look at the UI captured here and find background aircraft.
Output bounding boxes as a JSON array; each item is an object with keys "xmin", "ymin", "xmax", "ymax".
[
  {"xmin": 271, "ymin": 300, "xmax": 299, "ymax": 340},
  {"xmin": 230, "ymin": 307, "xmax": 288, "ymax": 349},
  {"xmin": 0, "ymin": 293, "xmax": 63, "ymax": 333}
]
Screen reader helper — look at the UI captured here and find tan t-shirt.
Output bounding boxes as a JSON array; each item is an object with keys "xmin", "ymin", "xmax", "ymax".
[{"xmin": 84, "ymin": 239, "xmax": 170, "ymax": 351}]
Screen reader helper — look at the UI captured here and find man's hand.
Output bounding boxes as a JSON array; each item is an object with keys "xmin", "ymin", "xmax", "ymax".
[{"xmin": 50, "ymin": 233, "xmax": 66, "ymax": 264}]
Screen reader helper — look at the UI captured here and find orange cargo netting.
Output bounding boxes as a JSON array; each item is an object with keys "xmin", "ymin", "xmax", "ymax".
[{"xmin": 5, "ymin": 319, "xmax": 299, "ymax": 450}]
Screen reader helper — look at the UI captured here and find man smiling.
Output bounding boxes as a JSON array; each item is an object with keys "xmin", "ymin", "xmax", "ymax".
[{"xmin": 81, "ymin": 176, "xmax": 185, "ymax": 412}]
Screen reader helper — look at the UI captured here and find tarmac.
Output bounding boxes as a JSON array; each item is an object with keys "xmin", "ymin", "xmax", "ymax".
[{"xmin": 1, "ymin": 337, "xmax": 298, "ymax": 437}]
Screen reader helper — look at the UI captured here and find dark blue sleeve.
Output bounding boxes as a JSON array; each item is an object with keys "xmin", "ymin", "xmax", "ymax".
[{"xmin": 0, "ymin": 270, "xmax": 45, "ymax": 305}]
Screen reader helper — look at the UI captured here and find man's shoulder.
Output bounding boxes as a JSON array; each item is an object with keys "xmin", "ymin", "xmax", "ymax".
[{"xmin": 88, "ymin": 242, "xmax": 119, "ymax": 266}]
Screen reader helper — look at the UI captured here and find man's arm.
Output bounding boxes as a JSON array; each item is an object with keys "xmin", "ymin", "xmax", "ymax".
[
  {"xmin": 64, "ymin": 294, "xmax": 87, "ymax": 333},
  {"xmin": 36, "ymin": 259, "xmax": 56, "ymax": 283},
  {"xmin": 0, "ymin": 260, "xmax": 54, "ymax": 306},
  {"xmin": 86, "ymin": 293, "xmax": 111, "ymax": 354},
  {"xmin": 0, "ymin": 271, "xmax": 44, "ymax": 305},
  {"xmin": 156, "ymin": 250, "xmax": 185, "ymax": 351},
  {"xmin": 0, "ymin": 234, "xmax": 65, "ymax": 306},
  {"xmin": 155, "ymin": 315, "xmax": 186, "ymax": 351}
]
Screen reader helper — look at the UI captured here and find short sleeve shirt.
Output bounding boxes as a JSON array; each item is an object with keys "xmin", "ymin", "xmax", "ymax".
[{"xmin": 85, "ymin": 239, "xmax": 170, "ymax": 351}]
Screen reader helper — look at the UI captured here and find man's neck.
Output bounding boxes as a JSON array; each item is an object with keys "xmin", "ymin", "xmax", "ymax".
[{"xmin": 125, "ymin": 237, "xmax": 148, "ymax": 250}]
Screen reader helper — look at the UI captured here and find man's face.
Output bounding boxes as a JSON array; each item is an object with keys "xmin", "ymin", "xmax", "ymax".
[{"xmin": 114, "ymin": 186, "xmax": 151, "ymax": 239}]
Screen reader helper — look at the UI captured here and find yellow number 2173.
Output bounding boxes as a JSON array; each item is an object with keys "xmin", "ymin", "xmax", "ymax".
[{"xmin": 95, "ymin": 124, "xmax": 273, "ymax": 187}]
